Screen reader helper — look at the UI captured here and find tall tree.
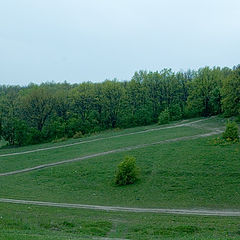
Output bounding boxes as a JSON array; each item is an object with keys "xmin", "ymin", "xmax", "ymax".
[
  {"xmin": 221, "ymin": 65, "xmax": 240, "ymax": 116},
  {"xmin": 19, "ymin": 86, "xmax": 55, "ymax": 132},
  {"xmin": 0, "ymin": 65, "xmax": 238, "ymax": 146},
  {"xmin": 187, "ymin": 67, "xmax": 222, "ymax": 116}
]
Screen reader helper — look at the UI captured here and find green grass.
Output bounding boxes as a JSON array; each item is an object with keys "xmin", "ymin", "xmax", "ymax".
[
  {"xmin": 1, "ymin": 136, "xmax": 240, "ymax": 209},
  {"xmin": 0, "ymin": 118, "xmax": 201, "ymax": 154},
  {"xmin": 0, "ymin": 119, "xmax": 212, "ymax": 173},
  {"xmin": 0, "ymin": 116, "xmax": 239, "ymax": 239},
  {"xmin": 0, "ymin": 203, "xmax": 240, "ymax": 240}
]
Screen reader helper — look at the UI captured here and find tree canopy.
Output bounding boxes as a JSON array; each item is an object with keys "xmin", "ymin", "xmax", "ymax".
[{"xmin": 0, "ymin": 65, "xmax": 239, "ymax": 146}]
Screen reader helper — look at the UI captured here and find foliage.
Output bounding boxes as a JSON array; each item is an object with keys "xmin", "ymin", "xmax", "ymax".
[
  {"xmin": 222, "ymin": 121, "xmax": 239, "ymax": 142},
  {"xmin": 187, "ymin": 67, "xmax": 222, "ymax": 117},
  {"xmin": 169, "ymin": 104, "xmax": 182, "ymax": 121},
  {"xmin": 209, "ymin": 137, "xmax": 235, "ymax": 146},
  {"xmin": 73, "ymin": 131, "xmax": 83, "ymax": 139},
  {"xmin": 237, "ymin": 115, "xmax": 240, "ymax": 123},
  {"xmin": 1, "ymin": 118, "xmax": 29, "ymax": 146},
  {"xmin": 19, "ymin": 87, "xmax": 56, "ymax": 132},
  {"xmin": 221, "ymin": 65, "xmax": 240, "ymax": 117},
  {"xmin": 158, "ymin": 108, "xmax": 170, "ymax": 125},
  {"xmin": 115, "ymin": 156, "xmax": 139, "ymax": 186},
  {"xmin": 0, "ymin": 65, "xmax": 239, "ymax": 146}
]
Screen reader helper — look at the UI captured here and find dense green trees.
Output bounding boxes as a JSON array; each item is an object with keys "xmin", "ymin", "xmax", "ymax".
[
  {"xmin": 186, "ymin": 67, "xmax": 223, "ymax": 117},
  {"xmin": 0, "ymin": 65, "xmax": 239, "ymax": 146},
  {"xmin": 221, "ymin": 65, "xmax": 240, "ymax": 117}
]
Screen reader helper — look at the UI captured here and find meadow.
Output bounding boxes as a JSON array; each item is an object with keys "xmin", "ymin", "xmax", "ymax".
[{"xmin": 0, "ymin": 117, "xmax": 240, "ymax": 240}]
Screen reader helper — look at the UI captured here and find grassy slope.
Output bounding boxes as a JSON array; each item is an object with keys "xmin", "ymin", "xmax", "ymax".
[
  {"xmin": 0, "ymin": 118, "xmax": 201, "ymax": 154},
  {"xmin": 0, "ymin": 203, "xmax": 240, "ymax": 240},
  {"xmin": 0, "ymin": 122, "xmax": 210, "ymax": 173},
  {"xmin": 0, "ymin": 117, "xmax": 240, "ymax": 239},
  {"xmin": 1, "ymin": 136, "xmax": 240, "ymax": 209}
]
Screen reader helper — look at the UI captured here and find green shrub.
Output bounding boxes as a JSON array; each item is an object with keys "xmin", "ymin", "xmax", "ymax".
[
  {"xmin": 115, "ymin": 156, "xmax": 139, "ymax": 186},
  {"xmin": 158, "ymin": 108, "xmax": 170, "ymax": 125},
  {"xmin": 209, "ymin": 136, "xmax": 232, "ymax": 146},
  {"xmin": 169, "ymin": 104, "xmax": 182, "ymax": 121},
  {"xmin": 222, "ymin": 121, "xmax": 239, "ymax": 142},
  {"xmin": 73, "ymin": 131, "xmax": 83, "ymax": 139}
]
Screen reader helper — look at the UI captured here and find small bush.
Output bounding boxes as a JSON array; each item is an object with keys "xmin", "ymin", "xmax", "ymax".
[
  {"xmin": 158, "ymin": 108, "xmax": 170, "ymax": 125},
  {"xmin": 209, "ymin": 136, "xmax": 232, "ymax": 146},
  {"xmin": 222, "ymin": 121, "xmax": 239, "ymax": 142},
  {"xmin": 115, "ymin": 156, "xmax": 139, "ymax": 186},
  {"xmin": 73, "ymin": 131, "xmax": 83, "ymax": 139},
  {"xmin": 169, "ymin": 104, "xmax": 182, "ymax": 121}
]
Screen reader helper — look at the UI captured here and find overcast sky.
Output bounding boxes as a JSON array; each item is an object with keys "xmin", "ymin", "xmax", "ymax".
[{"xmin": 0, "ymin": 0, "xmax": 239, "ymax": 85}]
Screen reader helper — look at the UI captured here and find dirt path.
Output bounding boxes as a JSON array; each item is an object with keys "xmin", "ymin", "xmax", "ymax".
[
  {"xmin": 0, "ymin": 130, "xmax": 222, "ymax": 177},
  {"xmin": 0, "ymin": 197, "xmax": 239, "ymax": 217},
  {"xmin": 0, "ymin": 118, "xmax": 211, "ymax": 158}
]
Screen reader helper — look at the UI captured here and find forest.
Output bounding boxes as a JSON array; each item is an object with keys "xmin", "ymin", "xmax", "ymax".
[{"xmin": 0, "ymin": 65, "xmax": 239, "ymax": 146}]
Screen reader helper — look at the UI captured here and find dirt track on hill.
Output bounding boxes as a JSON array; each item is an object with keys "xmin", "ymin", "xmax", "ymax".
[
  {"xmin": 0, "ymin": 129, "xmax": 222, "ymax": 177},
  {"xmin": 0, "ymin": 197, "xmax": 239, "ymax": 217},
  {"xmin": 1, "ymin": 118, "xmax": 237, "ymax": 218},
  {"xmin": 0, "ymin": 118, "xmax": 211, "ymax": 158}
]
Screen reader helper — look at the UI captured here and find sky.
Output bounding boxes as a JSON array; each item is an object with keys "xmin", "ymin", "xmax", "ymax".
[{"xmin": 0, "ymin": 0, "xmax": 240, "ymax": 85}]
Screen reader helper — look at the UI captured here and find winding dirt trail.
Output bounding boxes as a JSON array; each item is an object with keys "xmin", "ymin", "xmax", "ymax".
[
  {"xmin": 0, "ymin": 197, "xmax": 239, "ymax": 217},
  {"xmin": 0, "ymin": 129, "xmax": 222, "ymax": 177},
  {"xmin": 0, "ymin": 118, "xmax": 210, "ymax": 158},
  {"xmin": 0, "ymin": 117, "xmax": 233, "ymax": 218}
]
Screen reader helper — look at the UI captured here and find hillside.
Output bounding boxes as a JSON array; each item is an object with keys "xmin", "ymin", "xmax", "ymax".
[{"xmin": 0, "ymin": 117, "xmax": 240, "ymax": 239}]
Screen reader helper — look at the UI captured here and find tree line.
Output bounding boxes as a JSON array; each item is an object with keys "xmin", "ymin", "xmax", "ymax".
[{"xmin": 0, "ymin": 65, "xmax": 239, "ymax": 146}]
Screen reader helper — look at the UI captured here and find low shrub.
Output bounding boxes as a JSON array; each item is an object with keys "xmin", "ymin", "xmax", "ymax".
[
  {"xmin": 73, "ymin": 131, "xmax": 83, "ymax": 139},
  {"xmin": 222, "ymin": 121, "xmax": 239, "ymax": 142},
  {"xmin": 169, "ymin": 104, "xmax": 182, "ymax": 121},
  {"xmin": 115, "ymin": 156, "xmax": 139, "ymax": 186},
  {"xmin": 158, "ymin": 108, "xmax": 170, "ymax": 125},
  {"xmin": 209, "ymin": 137, "xmax": 232, "ymax": 146}
]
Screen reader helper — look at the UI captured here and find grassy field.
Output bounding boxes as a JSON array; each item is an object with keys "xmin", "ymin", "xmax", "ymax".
[
  {"xmin": 0, "ymin": 118, "xmax": 202, "ymax": 154},
  {"xmin": 0, "ymin": 119, "xmax": 211, "ymax": 173},
  {"xmin": 0, "ymin": 116, "xmax": 240, "ymax": 239},
  {"xmin": 0, "ymin": 203, "xmax": 240, "ymax": 240}
]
